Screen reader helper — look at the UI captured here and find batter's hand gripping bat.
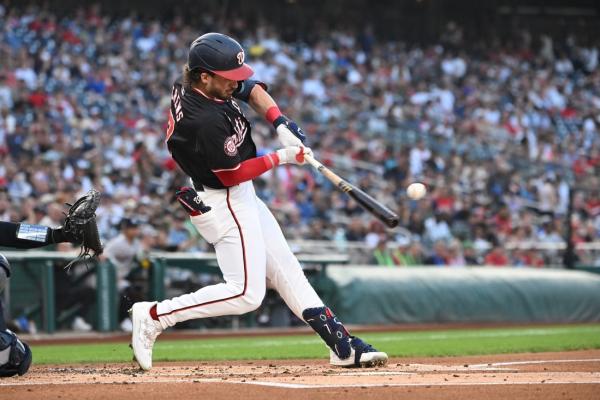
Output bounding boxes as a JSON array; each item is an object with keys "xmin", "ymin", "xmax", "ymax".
[{"xmin": 304, "ymin": 154, "xmax": 399, "ymax": 228}]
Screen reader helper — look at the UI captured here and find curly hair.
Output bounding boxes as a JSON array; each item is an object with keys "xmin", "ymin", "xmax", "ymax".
[
  {"xmin": 182, "ymin": 64, "xmax": 213, "ymax": 90},
  {"xmin": 182, "ymin": 63, "xmax": 196, "ymax": 90}
]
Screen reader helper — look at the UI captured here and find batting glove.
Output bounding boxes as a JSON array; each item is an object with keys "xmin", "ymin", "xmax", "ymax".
[
  {"xmin": 276, "ymin": 146, "xmax": 313, "ymax": 166},
  {"xmin": 273, "ymin": 116, "xmax": 306, "ymax": 147},
  {"xmin": 176, "ymin": 187, "xmax": 212, "ymax": 216}
]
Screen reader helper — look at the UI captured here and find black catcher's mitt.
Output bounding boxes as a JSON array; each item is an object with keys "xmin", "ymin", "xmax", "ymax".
[{"xmin": 62, "ymin": 189, "xmax": 103, "ymax": 266}]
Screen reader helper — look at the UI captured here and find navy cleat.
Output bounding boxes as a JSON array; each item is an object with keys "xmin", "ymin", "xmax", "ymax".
[{"xmin": 329, "ymin": 336, "xmax": 388, "ymax": 368}]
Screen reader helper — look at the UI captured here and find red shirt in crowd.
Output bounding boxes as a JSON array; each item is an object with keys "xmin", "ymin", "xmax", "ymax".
[{"xmin": 484, "ymin": 248, "xmax": 510, "ymax": 266}]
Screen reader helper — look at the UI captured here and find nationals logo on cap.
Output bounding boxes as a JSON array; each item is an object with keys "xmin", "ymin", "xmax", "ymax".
[{"xmin": 236, "ymin": 51, "xmax": 244, "ymax": 65}]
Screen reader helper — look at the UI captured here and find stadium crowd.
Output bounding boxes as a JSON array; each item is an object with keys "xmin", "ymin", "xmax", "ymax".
[{"xmin": 1, "ymin": 3, "xmax": 599, "ymax": 269}]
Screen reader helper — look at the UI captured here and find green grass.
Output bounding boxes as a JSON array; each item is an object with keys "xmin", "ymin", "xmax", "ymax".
[{"xmin": 31, "ymin": 324, "xmax": 600, "ymax": 365}]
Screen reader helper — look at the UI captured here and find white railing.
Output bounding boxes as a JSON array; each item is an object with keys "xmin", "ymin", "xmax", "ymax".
[
  {"xmin": 289, "ymin": 239, "xmax": 600, "ymax": 252},
  {"xmin": 288, "ymin": 239, "xmax": 600, "ymax": 266},
  {"xmin": 504, "ymin": 241, "xmax": 600, "ymax": 251}
]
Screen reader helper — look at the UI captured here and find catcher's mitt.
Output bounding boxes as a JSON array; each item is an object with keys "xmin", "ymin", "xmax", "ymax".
[{"xmin": 62, "ymin": 189, "xmax": 103, "ymax": 267}]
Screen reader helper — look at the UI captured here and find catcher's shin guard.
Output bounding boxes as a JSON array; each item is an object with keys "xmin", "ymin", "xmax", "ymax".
[
  {"xmin": 302, "ymin": 307, "xmax": 352, "ymax": 359},
  {"xmin": 0, "ymin": 330, "xmax": 32, "ymax": 377}
]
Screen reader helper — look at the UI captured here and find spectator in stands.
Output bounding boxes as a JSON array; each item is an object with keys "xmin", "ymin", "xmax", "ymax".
[
  {"xmin": 483, "ymin": 245, "xmax": 510, "ymax": 266},
  {"xmin": 424, "ymin": 241, "xmax": 449, "ymax": 266},
  {"xmin": 370, "ymin": 234, "xmax": 400, "ymax": 266},
  {"xmin": 396, "ymin": 241, "xmax": 424, "ymax": 266},
  {"xmin": 462, "ymin": 242, "xmax": 480, "ymax": 265},
  {"xmin": 409, "ymin": 140, "xmax": 431, "ymax": 178},
  {"xmin": 102, "ymin": 218, "xmax": 147, "ymax": 331},
  {"xmin": 424, "ymin": 212, "xmax": 453, "ymax": 244},
  {"xmin": 164, "ymin": 212, "xmax": 196, "ymax": 252},
  {"xmin": 446, "ymin": 239, "xmax": 466, "ymax": 267},
  {"xmin": 53, "ymin": 243, "xmax": 96, "ymax": 332}
]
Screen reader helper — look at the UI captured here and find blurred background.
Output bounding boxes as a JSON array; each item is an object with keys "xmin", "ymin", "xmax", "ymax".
[{"xmin": 0, "ymin": 0, "xmax": 599, "ymax": 334}]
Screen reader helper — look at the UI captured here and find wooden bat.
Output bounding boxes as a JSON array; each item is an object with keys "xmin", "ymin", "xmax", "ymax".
[{"xmin": 304, "ymin": 154, "xmax": 399, "ymax": 228}]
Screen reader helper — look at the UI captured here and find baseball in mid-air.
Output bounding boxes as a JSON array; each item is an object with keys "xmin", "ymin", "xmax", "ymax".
[{"xmin": 406, "ymin": 182, "xmax": 427, "ymax": 200}]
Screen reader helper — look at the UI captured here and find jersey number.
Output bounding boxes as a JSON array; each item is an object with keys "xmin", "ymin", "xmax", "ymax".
[
  {"xmin": 165, "ymin": 108, "xmax": 175, "ymax": 141},
  {"xmin": 166, "ymin": 86, "xmax": 184, "ymax": 142}
]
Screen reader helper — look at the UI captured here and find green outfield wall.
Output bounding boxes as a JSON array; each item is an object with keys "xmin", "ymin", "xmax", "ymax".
[
  {"xmin": 6, "ymin": 250, "xmax": 600, "ymax": 331},
  {"xmin": 324, "ymin": 266, "xmax": 600, "ymax": 324}
]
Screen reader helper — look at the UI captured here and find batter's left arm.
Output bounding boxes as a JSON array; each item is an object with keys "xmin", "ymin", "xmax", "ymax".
[
  {"xmin": 248, "ymin": 85, "xmax": 307, "ymax": 146},
  {"xmin": 247, "ymin": 83, "xmax": 277, "ymax": 117}
]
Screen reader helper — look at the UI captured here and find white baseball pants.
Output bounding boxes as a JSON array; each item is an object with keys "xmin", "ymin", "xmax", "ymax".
[{"xmin": 155, "ymin": 181, "xmax": 324, "ymax": 329}]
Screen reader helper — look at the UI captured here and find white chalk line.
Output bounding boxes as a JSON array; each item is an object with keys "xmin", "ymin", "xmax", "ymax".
[
  {"xmin": 335, "ymin": 371, "xmax": 412, "ymax": 376},
  {"xmin": 469, "ymin": 358, "xmax": 600, "ymax": 368},
  {"xmin": 2, "ymin": 378, "xmax": 600, "ymax": 389},
  {"xmin": 241, "ymin": 380, "xmax": 600, "ymax": 389}
]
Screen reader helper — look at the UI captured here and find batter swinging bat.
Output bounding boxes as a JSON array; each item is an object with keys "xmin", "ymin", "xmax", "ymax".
[{"xmin": 304, "ymin": 154, "xmax": 399, "ymax": 228}]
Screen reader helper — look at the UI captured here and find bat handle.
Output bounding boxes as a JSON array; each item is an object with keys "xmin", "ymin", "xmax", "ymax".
[
  {"xmin": 303, "ymin": 154, "xmax": 343, "ymax": 187},
  {"xmin": 304, "ymin": 154, "xmax": 322, "ymax": 170}
]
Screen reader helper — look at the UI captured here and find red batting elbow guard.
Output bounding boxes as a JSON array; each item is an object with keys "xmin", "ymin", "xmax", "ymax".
[{"xmin": 213, "ymin": 153, "xmax": 280, "ymax": 187}]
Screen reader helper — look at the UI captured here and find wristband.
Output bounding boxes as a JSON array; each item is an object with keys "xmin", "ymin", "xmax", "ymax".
[{"xmin": 265, "ymin": 106, "xmax": 283, "ymax": 124}]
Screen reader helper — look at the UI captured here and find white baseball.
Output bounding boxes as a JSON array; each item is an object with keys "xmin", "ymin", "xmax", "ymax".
[{"xmin": 406, "ymin": 182, "xmax": 427, "ymax": 200}]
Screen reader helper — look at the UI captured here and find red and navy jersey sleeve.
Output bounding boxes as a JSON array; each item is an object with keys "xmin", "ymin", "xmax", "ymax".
[{"xmin": 232, "ymin": 80, "xmax": 268, "ymax": 103}]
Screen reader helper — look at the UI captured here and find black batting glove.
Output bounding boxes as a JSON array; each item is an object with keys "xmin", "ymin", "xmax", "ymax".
[{"xmin": 176, "ymin": 187, "xmax": 212, "ymax": 216}]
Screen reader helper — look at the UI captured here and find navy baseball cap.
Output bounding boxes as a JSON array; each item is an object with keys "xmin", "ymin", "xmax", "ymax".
[{"xmin": 188, "ymin": 33, "xmax": 254, "ymax": 81}]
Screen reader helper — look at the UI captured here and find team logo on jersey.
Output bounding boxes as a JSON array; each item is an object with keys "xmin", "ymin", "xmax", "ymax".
[
  {"xmin": 231, "ymin": 100, "xmax": 244, "ymax": 116},
  {"xmin": 237, "ymin": 51, "xmax": 244, "ymax": 65},
  {"xmin": 232, "ymin": 117, "xmax": 247, "ymax": 146},
  {"xmin": 224, "ymin": 136, "xmax": 238, "ymax": 156}
]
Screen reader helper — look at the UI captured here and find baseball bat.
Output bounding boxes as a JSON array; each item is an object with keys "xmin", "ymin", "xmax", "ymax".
[{"xmin": 304, "ymin": 154, "xmax": 399, "ymax": 228}]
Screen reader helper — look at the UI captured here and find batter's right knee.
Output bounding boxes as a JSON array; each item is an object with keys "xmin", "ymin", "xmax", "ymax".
[{"xmin": 236, "ymin": 288, "xmax": 266, "ymax": 315}]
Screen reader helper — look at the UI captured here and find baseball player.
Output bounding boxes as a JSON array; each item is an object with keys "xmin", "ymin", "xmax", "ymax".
[
  {"xmin": 0, "ymin": 190, "xmax": 102, "ymax": 377},
  {"xmin": 0, "ymin": 254, "xmax": 31, "ymax": 377},
  {"xmin": 130, "ymin": 33, "xmax": 387, "ymax": 370}
]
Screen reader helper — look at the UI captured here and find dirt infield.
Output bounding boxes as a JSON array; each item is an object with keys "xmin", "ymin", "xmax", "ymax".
[{"xmin": 1, "ymin": 350, "xmax": 599, "ymax": 400}]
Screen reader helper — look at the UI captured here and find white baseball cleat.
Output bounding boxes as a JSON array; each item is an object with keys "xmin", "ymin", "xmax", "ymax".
[
  {"xmin": 329, "ymin": 336, "xmax": 388, "ymax": 368},
  {"xmin": 130, "ymin": 301, "xmax": 162, "ymax": 371}
]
